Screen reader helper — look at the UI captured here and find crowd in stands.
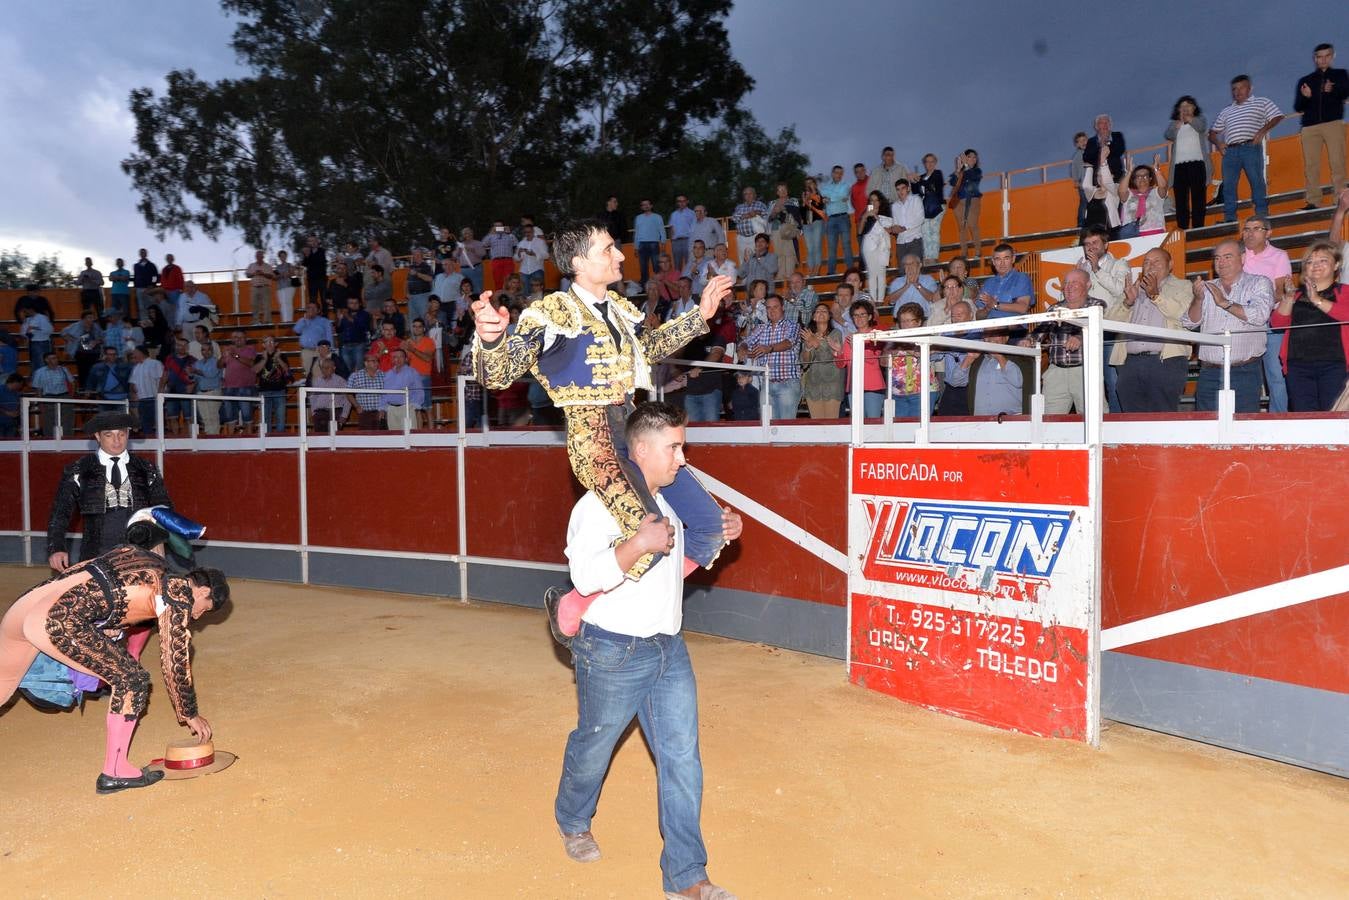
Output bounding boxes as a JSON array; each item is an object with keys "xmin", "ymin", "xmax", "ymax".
[{"xmin": 2, "ymin": 44, "xmax": 1347, "ymax": 436}]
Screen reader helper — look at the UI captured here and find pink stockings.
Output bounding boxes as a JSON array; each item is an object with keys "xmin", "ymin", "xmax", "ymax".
[
  {"xmin": 103, "ymin": 712, "xmax": 142, "ymax": 778},
  {"xmin": 556, "ymin": 557, "xmax": 700, "ymax": 636}
]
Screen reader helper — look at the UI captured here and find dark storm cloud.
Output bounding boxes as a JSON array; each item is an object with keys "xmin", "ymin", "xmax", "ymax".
[{"xmin": 726, "ymin": 0, "xmax": 1333, "ymax": 178}]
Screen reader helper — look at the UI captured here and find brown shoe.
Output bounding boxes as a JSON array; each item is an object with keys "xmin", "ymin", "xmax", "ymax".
[{"xmin": 561, "ymin": 830, "xmax": 601, "ymax": 863}]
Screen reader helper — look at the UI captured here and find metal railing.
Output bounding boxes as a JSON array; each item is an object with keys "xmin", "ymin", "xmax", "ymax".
[
  {"xmin": 658, "ymin": 357, "xmax": 773, "ymax": 433},
  {"xmin": 152, "ymin": 392, "xmax": 265, "ymax": 471},
  {"xmin": 852, "ymin": 307, "xmax": 1242, "ymax": 446}
]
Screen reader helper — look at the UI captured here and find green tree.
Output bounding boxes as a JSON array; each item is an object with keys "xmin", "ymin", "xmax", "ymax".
[
  {"xmin": 122, "ymin": 0, "xmax": 799, "ymax": 252},
  {"xmin": 0, "ymin": 249, "xmax": 78, "ymax": 290}
]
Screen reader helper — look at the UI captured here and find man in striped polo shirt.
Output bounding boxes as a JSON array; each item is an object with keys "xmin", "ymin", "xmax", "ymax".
[{"xmin": 1209, "ymin": 75, "xmax": 1285, "ymax": 223}]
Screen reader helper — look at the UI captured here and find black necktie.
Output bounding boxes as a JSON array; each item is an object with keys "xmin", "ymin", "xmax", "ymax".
[
  {"xmin": 595, "ymin": 301, "xmax": 623, "ymax": 346},
  {"xmin": 110, "ymin": 458, "xmax": 123, "ymax": 490}
]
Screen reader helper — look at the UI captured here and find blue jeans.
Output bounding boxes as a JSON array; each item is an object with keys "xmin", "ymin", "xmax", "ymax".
[
  {"xmin": 28, "ymin": 340, "xmax": 51, "ymax": 369},
  {"xmin": 637, "ymin": 241, "xmax": 660, "ymax": 285},
  {"xmin": 162, "ymin": 291, "xmax": 182, "ymax": 328},
  {"xmin": 340, "ymin": 342, "xmax": 368, "ymax": 374},
  {"xmin": 220, "ymin": 386, "xmax": 257, "ymax": 426},
  {"xmin": 1262, "ymin": 330, "xmax": 1288, "ymax": 413},
  {"xmin": 768, "ymin": 377, "xmax": 802, "ymax": 420},
  {"xmin": 1103, "ymin": 344, "xmax": 1121, "ymax": 413},
  {"xmin": 671, "ymin": 237, "xmax": 690, "ymax": 273},
  {"xmin": 556, "ymin": 625, "xmax": 708, "ymax": 893},
  {"xmin": 136, "ymin": 398, "xmax": 158, "ymax": 436},
  {"xmin": 462, "ymin": 265, "xmax": 483, "ymax": 294},
  {"xmin": 462, "ymin": 394, "xmax": 482, "ymax": 430},
  {"xmin": 1222, "ymin": 143, "xmax": 1268, "ymax": 221},
  {"xmin": 803, "ymin": 220, "xmax": 824, "ymax": 270},
  {"xmin": 408, "ymin": 293, "xmax": 430, "ymax": 329},
  {"xmin": 262, "ymin": 389, "xmax": 287, "ymax": 432},
  {"xmin": 863, "ymin": 390, "xmax": 885, "ymax": 418},
  {"xmin": 893, "ymin": 393, "xmax": 935, "ymax": 418},
  {"xmin": 824, "ymin": 214, "xmax": 852, "ymax": 273},
  {"xmin": 684, "ymin": 390, "xmax": 722, "ymax": 422},
  {"xmin": 1195, "ymin": 361, "xmax": 1263, "ymax": 412}
]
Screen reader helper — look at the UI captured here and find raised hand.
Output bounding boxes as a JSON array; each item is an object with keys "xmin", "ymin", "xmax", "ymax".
[
  {"xmin": 698, "ymin": 274, "xmax": 735, "ymax": 320},
  {"xmin": 1191, "ymin": 276, "xmax": 1208, "ymax": 303},
  {"xmin": 1123, "ymin": 269, "xmax": 1139, "ymax": 305},
  {"xmin": 472, "ymin": 292, "xmax": 508, "ymax": 343}
]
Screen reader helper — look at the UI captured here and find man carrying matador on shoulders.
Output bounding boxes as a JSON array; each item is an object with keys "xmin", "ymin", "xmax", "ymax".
[{"xmin": 471, "ymin": 219, "xmax": 736, "ymax": 645}]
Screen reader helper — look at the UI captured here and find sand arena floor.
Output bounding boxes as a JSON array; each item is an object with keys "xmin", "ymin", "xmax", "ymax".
[{"xmin": 1, "ymin": 567, "xmax": 1347, "ymax": 898}]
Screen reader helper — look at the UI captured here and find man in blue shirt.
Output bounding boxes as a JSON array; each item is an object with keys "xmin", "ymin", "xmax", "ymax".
[
  {"xmin": 293, "ymin": 300, "xmax": 335, "ymax": 376},
  {"xmin": 885, "ymin": 253, "xmax": 938, "ymax": 320},
  {"xmin": 633, "ymin": 199, "xmax": 666, "ymax": 286},
  {"xmin": 88, "ymin": 346, "xmax": 132, "ymax": 402},
  {"xmin": 667, "ymin": 194, "xmax": 696, "ymax": 273},
  {"xmin": 976, "ymin": 243, "xmax": 1034, "ymax": 320},
  {"xmin": 192, "ymin": 339, "xmax": 224, "ymax": 434},
  {"xmin": 818, "ymin": 165, "xmax": 853, "ymax": 273},
  {"xmin": 381, "ymin": 348, "xmax": 423, "ymax": 431},
  {"xmin": 31, "ymin": 351, "xmax": 75, "ymax": 437},
  {"xmin": 108, "ymin": 258, "xmax": 132, "ymax": 316}
]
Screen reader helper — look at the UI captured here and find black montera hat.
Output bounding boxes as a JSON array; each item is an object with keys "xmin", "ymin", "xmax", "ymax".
[{"xmin": 84, "ymin": 411, "xmax": 138, "ymax": 434}]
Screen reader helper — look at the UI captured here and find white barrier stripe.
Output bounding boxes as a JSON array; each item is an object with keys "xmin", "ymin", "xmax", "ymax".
[
  {"xmin": 1101, "ymin": 563, "xmax": 1349, "ymax": 651},
  {"xmin": 686, "ymin": 465, "xmax": 849, "ymax": 573}
]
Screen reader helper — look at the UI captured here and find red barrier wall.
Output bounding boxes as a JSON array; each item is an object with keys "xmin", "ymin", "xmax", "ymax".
[
  {"xmin": 8, "ymin": 441, "xmax": 1347, "ymax": 697},
  {"xmin": 1101, "ymin": 446, "xmax": 1349, "ymax": 694}
]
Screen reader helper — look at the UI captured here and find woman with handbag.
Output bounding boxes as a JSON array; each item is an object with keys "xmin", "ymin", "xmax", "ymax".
[
  {"xmin": 948, "ymin": 149, "xmax": 983, "ymax": 265},
  {"xmin": 768, "ymin": 182, "xmax": 801, "ymax": 290}
]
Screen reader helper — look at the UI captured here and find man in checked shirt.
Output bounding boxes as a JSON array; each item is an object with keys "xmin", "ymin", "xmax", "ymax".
[
  {"xmin": 742, "ymin": 294, "xmax": 803, "ymax": 420},
  {"xmin": 1021, "ymin": 268, "xmax": 1106, "ymax": 414},
  {"xmin": 1182, "ymin": 240, "xmax": 1274, "ymax": 412}
]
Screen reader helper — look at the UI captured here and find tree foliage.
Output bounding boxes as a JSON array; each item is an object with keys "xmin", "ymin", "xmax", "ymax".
[
  {"xmin": 0, "ymin": 249, "xmax": 78, "ymax": 290},
  {"xmin": 122, "ymin": 0, "xmax": 803, "ymax": 251}
]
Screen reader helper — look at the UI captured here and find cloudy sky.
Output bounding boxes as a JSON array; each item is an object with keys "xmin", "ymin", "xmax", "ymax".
[{"xmin": 0, "ymin": 1, "xmax": 1334, "ymax": 280}]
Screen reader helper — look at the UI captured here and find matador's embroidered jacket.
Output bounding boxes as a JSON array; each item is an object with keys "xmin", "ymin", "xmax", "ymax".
[{"xmin": 471, "ymin": 289, "xmax": 707, "ymax": 402}]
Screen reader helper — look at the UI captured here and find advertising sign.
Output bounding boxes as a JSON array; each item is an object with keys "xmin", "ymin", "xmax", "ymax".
[
  {"xmin": 1035, "ymin": 231, "xmax": 1176, "ymax": 308},
  {"xmin": 848, "ymin": 446, "xmax": 1100, "ymax": 743}
]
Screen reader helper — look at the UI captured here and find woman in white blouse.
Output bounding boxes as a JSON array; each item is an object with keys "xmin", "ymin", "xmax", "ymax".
[{"xmin": 1164, "ymin": 95, "xmax": 1212, "ymax": 230}]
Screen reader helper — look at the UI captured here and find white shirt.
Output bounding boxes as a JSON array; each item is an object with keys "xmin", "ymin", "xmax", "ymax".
[
  {"xmin": 690, "ymin": 217, "xmax": 726, "ymax": 252},
  {"xmin": 890, "ymin": 195, "xmax": 925, "ymax": 242},
  {"xmin": 176, "ymin": 292, "xmax": 216, "ymax": 333},
  {"xmin": 514, "ymin": 236, "xmax": 549, "ymax": 274},
  {"xmin": 96, "ymin": 448, "xmax": 131, "ymax": 484},
  {"xmin": 566, "ymin": 490, "xmax": 684, "ymax": 637},
  {"xmin": 129, "ymin": 358, "xmax": 164, "ymax": 399},
  {"xmin": 705, "ymin": 259, "xmax": 738, "ymax": 282},
  {"xmin": 1173, "ymin": 122, "xmax": 1203, "ymax": 164}
]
